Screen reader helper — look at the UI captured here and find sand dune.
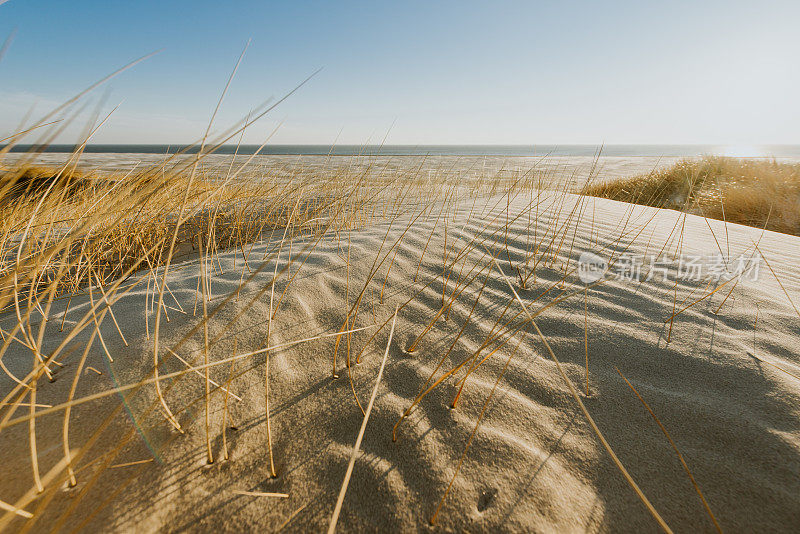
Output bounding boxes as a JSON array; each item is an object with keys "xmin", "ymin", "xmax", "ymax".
[{"xmin": 1, "ymin": 190, "xmax": 799, "ymax": 532}]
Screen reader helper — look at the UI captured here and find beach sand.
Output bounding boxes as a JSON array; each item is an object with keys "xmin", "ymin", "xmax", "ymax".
[
  {"xmin": 2, "ymin": 153, "xmax": 685, "ymax": 188},
  {"xmin": 1, "ymin": 175, "xmax": 799, "ymax": 532}
]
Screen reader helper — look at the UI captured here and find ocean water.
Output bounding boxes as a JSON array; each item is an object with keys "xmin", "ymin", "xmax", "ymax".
[{"xmin": 5, "ymin": 144, "xmax": 800, "ymax": 158}]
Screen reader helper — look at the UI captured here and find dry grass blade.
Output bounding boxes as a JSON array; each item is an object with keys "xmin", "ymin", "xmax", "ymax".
[
  {"xmin": 0, "ymin": 325, "xmax": 376, "ymax": 430},
  {"xmin": 489, "ymin": 256, "xmax": 673, "ymax": 534},
  {"xmin": 109, "ymin": 458, "xmax": 154, "ymax": 469},
  {"xmin": 0, "ymin": 500, "xmax": 31, "ymax": 520},
  {"xmin": 328, "ymin": 307, "xmax": 398, "ymax": 534},
  {"xmin": 754, "ymin": 242, "xmax": 800, "ymax": 320},
  {"xmin": 231, "ymin": 490, "xmax": 289, "ymax": 498},
  {"xmin": 277, "ymin": 503, "xmax": 308, "ymax": 532},
  {"xmin": 198, "ymin": 233, "xmax": 213, "ymax": 464},
  {"xmin": 615, "ymin": 367, "xmax": 722, "ymax": 533},
  {"xmin": 430, "ymin": 330, "xmax": 524, "ymax": 525},
  {"xmin": 0, "ymin": 452, "xmax": 75, "ymax": 529},
  {"xmin": 747, "ymin": 351, "xmax": 800, "ymax": 382}
]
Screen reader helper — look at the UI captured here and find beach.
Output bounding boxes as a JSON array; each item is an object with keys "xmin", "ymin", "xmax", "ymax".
[
  {"xmin": 1, "ymin": 157, "xmax": 798, "ymax": 532},
  {"xmin": 3, "ymin": 0, "xmax": 800, "ymax": 530},
  {"xmin": 2, "ymin": 152, "xmax": 687, "ymax": 188}
]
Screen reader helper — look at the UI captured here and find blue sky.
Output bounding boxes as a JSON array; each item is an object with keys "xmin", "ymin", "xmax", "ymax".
[{"xmin": 1, "ymin": 0, "xmax": 798, "ymax": 145}]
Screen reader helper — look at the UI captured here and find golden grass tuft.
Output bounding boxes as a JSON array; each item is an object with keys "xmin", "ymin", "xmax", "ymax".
[
  {"xmin": 0, "ymin": 160, "xmax": 328, "ymax": 304},
  {"xmin": 582, "ymin": 156, "xmax": 800, "ymax": 236},
  {"xmin": 0, "ymin": 165, "xmax": 102, "ymax": 203}
]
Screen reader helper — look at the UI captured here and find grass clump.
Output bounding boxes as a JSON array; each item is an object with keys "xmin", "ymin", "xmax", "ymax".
[
  {"xmin": 0, "ymin": 165, "xmax": 103, "ymax": 204},
  {"xmin": 582, "ymin": 156, "xmax": 800, "ymax": 236}
]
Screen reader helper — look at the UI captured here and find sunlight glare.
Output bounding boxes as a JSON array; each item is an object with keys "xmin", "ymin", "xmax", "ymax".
[{"xmin": 720, "ymin": 145, "xmax": 767, "ymax": 158}]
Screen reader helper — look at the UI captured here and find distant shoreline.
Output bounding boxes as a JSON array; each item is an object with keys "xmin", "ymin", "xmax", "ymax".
[{"xmin": 4, "ymin": 144, "xmax": 800, "ymax": 157}]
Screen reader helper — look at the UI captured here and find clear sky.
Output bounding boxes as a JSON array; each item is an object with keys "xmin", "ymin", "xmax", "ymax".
[{"xmin": 1, "ymin": 0, "xmax": 798, "ymax": 145}]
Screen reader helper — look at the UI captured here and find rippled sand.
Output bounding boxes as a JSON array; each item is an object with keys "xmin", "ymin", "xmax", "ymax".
[{"xmin": 2, "ymin": 184, "xmax": 798, "ymax": 532}]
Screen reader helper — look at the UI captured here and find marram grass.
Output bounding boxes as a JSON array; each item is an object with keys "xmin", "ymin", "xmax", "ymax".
[{"xmin": 582, "ymin": 156, "xmax": 800, "ymax": 236}]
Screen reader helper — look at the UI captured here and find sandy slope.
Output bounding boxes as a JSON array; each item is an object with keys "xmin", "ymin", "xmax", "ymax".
[{"xmin": 1, "ymin": 191, "xmax": 799, "ymax": 532}]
